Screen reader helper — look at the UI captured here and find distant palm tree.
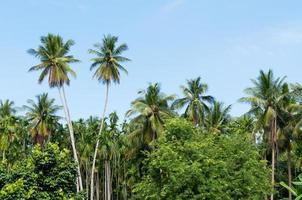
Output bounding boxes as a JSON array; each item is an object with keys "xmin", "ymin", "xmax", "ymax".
[
  {"xmin": 204, "ymin": 101, "xmax": 231, "ymax": 134},
  {"xmin": 28, "ymin": 33, "xmax": 83, "ymax": 191},
  {"xmin": 99, "ymin": 112, "xmax": 120, "ymax": 200},
  {"xmin": 0, "ymin": 100, "xmax": 17, "ymax": 162},
  {"xmin": 172, "ymin": 77, "xmax": 214, "ymax": 126},
  {"xmin": 0, "ymin": 100, "xmax": 16, "ymax": 118},
  {"xmin": 240, "ymin": 69, "xmax": 286, "ymax": 200},
  {"xmin": 126, "ymin": 83, "xmax": 175, "ymax": 145},
  {"xmin": 88, "ymin": 34, "xmax": 130, "ymax": 200},
  {"xmin": 23, "ymin": 93, "xmax": 61, "ymax": 146}
]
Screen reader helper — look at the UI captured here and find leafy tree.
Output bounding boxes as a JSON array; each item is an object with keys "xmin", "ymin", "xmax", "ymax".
[
  {"xmin": 132, "ymin": 118, "xmax": 271, "ymax": 200},
  {"xmin": 28, "ymin": 33, "xmax": 83, "ymax": 191},
  {"xmin": 88, "ymin": 34, "xmax": 130, "ymax": 200},
  {"xmin": 172, "ymin": 77, "xmax": 214, "ymax": 126},
  {"xmin": 0, "ymin": 143, "xmax": 78, "ymax": 200}
]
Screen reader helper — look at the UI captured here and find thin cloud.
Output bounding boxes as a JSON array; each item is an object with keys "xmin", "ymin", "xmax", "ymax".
[
  {"xmin": 162, "ymin": 0, "xmax": 185, "ymax": 12},
  {"xmin": 224, "ymin": 23, "xmax": 302, "ymax": 57}
]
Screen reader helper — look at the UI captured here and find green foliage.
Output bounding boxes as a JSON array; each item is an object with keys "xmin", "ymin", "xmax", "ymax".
[
  {"xmin": 132, "ymin": 118, "xmax": 271, "ymax": 200},
  {"xmin": 0, "ymin": 143, "xmax": 77, "ymax": 199},
  {"xmin": 281, "ymin": 173, "xmax": 302, "ymax": 200}
]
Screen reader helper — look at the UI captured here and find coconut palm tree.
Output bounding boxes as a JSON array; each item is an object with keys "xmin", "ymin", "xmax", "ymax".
[
  {"xmin": 240, "ymin": 69, "xmax": 286, "ymax": 200},
  {"xmin": 0, "ymin": 100, "xmax": 17, "ymax": 163},
  {"xmin": 126, "ymin": 83, "xmax": 175, "ymax": 145},
  {"xmin": 0, "ymin": 100, "xmax": 16, "ymax": 118},
  {"xmin": 277, "ymin": 83, "xmax": 302, "ymax": 200},
  {"xmin": 23, "ymin": 93, "xmax": 61, "ymax": 146},
  {"xmin": 204, "ymin": 101, "xmax": 231, "ymax": 134},
  {"xmin": 99, "ymin": 112, "xmax": 120, "ymax": 200},
  {"xmin": 172, "ymin": 77, "xmax": 214, "ymax": 126},
  {"xmin": 88, "ymin": 34, "xmax": 130, "ymax": 200},
  {"xmin": 27, "ymin": 33, "xmax": 83, "ymax": 191}
]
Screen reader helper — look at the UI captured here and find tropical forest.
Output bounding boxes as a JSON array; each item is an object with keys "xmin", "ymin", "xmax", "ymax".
[
  {"xmin": 0, "ymin": 33, "xmax": 301, "ymax": 200},
  {"xmin": 1, "ymin": 1, "xmax": 302, "ymax": 200}
]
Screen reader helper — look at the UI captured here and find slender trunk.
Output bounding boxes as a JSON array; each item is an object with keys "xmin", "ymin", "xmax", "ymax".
[
  {"xmin": 288, "ymin": 141, "xmax": 292, "ymax": 200},
  {"xmin": 58, "ymin": 86, "xmax": 83, "ymax": 192},
  {"xmin": 105, "ymin": 160, "xmax": 111, "ymax": 200},
  {"xmin": 96, "ymin": 171, "xmax": 100, "ymax": 200},
  {"xmin": 91, "ymin": 84, "xmax": 110, "ymax": 200},
  {"xmin": 270, "ymin": 117, "xmax": 276, "ymax": 200},
  {"xmin": 86, "ymin": 162, "xmax": 89, "ymax": 200}
]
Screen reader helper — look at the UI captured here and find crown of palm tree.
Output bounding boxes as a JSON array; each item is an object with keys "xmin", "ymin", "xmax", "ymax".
[
  {"xmin": 240, "ymin": 69, "xmax": 287, "ymax": 127},
  {"xmin": 28, "ymin": 33, "xmax": 78, "ymax": 88},
  {"xmin": 172, "ymin": 77, "xmax": 214, "ymax": 125},
  {"xmin": 205, "ymin": 101, "xmax": 231, "ymax": 133},
  {"xmin": 0, "ymin": 100, "xmax": 16, "ymax": 118},
  {"xmin": 126, "ymin": 83, "xmax": 175, "ymax": 144},
  {"xmin": 23, "ymin": 93, "xmax": 61, "ymax": 140},
  {"xmin": 89, "ymin": 34, "xmax": 130, "ymax": 85}
]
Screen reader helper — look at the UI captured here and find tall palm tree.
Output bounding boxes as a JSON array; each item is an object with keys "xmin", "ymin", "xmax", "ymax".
[
  {"xmin": 172, "ymin": 77, "xmax": 214, "ymax": 126},
  {"xmin": 240, "ymin": 69, "xmax": 286, "ymax": 200},
  {"xmin": 204, "ymin": 101, "xmax": 231, "ymax": 134},
  {"xmin": 88, "ymin": 34, "xmax": 130, "ymax": 200},
  {"xmin": 23, "ymin": 93, "xmax": 61, "ymax": 146},
  {"xmin": 126, "ymin": 83, "xmax": 175, "ymax": 145},
  {"xmin": 27, "ymin": 33, "xmax": 83, "ymax": 191},
  {"xmin": 277, "ymin": 83, "xmax": 302, "ymax": 200}
]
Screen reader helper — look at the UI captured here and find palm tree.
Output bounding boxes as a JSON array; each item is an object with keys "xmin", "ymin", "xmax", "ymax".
[
  {"xmin": 204, "ymin": 101, "xmax": 231, "ymax": 134},
  {"xmin": 0, "ymin": 100, "xmax": 17, "ymax": 163},
  {"xmin": 240, "ymin": 69, "xmax": 286, "ymax": 200},
  {"xmin": 99, "ymin": 112, "xmax": 120, "ymax": 200},
  {"xmin": 126, "ymin": 83, "xmax": 175, "ymax": 146},
  {"xmin": 172, "ymin": 77, "xmax": 214, "ymax": 126},
  {"xmin": 88, "ymin": 34, "xmax": 130, "ymax": 200},
  {"xmin": 0, "ymin": 100, "xmax": 16, "ymax": 118},
  {"xmin": 277, "ymin": 84, "xmax": 302, "ymax": 200},
  {"xmin": 27, "ymin": 33, "xmax": 83, "ymax": 191},
  {"xmin": 23, "ymin": 93, "xmax": 61, "ymax": 146}
]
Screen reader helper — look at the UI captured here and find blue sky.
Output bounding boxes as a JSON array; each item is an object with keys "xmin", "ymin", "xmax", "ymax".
[{"xmin": 1, "ymin": 0, "xmax": 302, "ymax": 120}]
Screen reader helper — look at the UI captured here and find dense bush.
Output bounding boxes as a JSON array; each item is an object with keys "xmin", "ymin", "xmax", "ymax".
[
  {"xmin": 0, "ymin": 143, "xmax": 78, "ymax": 200},
  {"xmin": 132, "ymin": 118, "xmax": 271, "ymax": 200}
]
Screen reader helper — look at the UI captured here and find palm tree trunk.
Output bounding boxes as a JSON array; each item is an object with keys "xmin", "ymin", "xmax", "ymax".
[
  {"xmin": 91, "ymin": 83, "xmax": 110, "ymax": 200},
  {"xmin": 96, "ymin": 171, "xmax": 100, "ymax": 200},
  {"xmin": 288, "ymin": 141, "xmax": 292, "ymax": 200},
  {"xmin": 105, "ymin": 160, "xmax": 111, "ymax": 200},
  {"xmin": 270, "ymin": 117, "xmax": 276, "ymax": 200},
  {"xmin": 86, "ymin": 162, "xmax": 89, "ymax": 200},
  {"xmin": 58, "ymin": 86, "xmax": 83, "ymax": 192}
]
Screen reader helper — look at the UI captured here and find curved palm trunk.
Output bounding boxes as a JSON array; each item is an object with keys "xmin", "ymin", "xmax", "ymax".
[
  {"xmin": 91, "ymin": 83, "xmax": 109, "ymax": 200},
  {"xmin": 270, "ymin": 117, "xmax": 277, "ymax": 200},
  {"xmin": 59, "ymin": 86, "xmax": 83, "ymax": 192},
  {"xmin": 287, "ymin": 141, "xmax": 292, "ymax": 200}
]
